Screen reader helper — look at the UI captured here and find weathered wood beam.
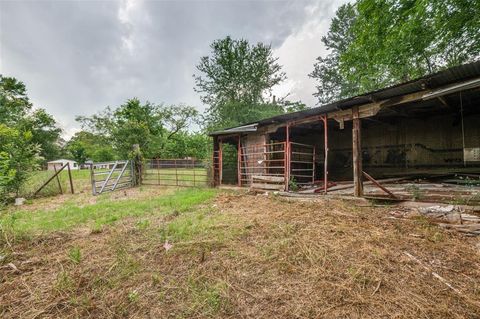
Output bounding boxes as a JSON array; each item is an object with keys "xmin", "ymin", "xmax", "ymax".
[
  {"xmin": 329, "ymin": 90, "xmax": 426, "ymax": 122},
  {"xmin": 352, "ymin": 107, "xmax": 363, "ymax": 197}
]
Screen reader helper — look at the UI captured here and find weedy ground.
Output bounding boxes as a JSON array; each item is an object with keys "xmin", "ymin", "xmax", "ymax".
[{"xmin": 1, "ymin": 186, "xmax": 480, "ymax": 318}]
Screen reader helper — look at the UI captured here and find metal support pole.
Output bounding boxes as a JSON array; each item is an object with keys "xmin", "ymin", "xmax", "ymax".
[
  {"xmin": 323, "ymin": 115, "xmax": 329, "ymax": 194},
  {"xmin": 237, "ymin": 135, "xmax": 241, "ymax": 187},
  {"xmin": 219, "ymin": 141, "xmax": 223, "ymax": 186},
  {"xmin": 312, "ymin": 145, "xmax": 316, "ymax": 186},
  {"xmin": 285, "ymin": 124, "xmax": 290, "ymax": 191},
  {"xmin": 212, "ymin": 137, "xmax": 220, "ymax": 187}
]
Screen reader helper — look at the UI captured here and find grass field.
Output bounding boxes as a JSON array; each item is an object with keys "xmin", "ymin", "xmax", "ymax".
[
  {"xmin": 1, "ymin": 186, "xmax": 480, "ymax": 318},
  {"xmin": 19, "ymin": 169, "xmax": 92, "ymax": 198},
  {"xmin": 18, "ymin": 167, "xmax": 210, "ymax": 199},
  {"xmin": 143, "ymin": 168, "xmax": 208, "ymax": 187},
  {"xmin": 1, "ymin": 187, "xmax": 217, "ymax": 237}
]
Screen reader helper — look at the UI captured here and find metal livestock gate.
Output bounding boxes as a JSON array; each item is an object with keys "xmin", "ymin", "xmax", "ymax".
[
  {"xmin": 214, "ymin": 140, "xmax": 315, "ymax": 190},
  {"xmin": 90, "ymin": 160, "xmax": 134, "ymax": 195}
]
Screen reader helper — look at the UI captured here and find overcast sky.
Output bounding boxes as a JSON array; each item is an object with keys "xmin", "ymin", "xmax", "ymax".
[{"xmin": 0, "ymin": 0, "xmax": 347, "ymax": 138}]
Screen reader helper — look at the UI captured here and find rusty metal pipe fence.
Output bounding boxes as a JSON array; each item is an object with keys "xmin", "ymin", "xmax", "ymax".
[
  {"xmin": 142, "ymin": 159, "xmax": 208, "ymax": 187},
  {"xmin": 289, "ymin": 142, "xmax": 315, "ymax": 186},
  {"xmin": 239, "ymin": 142, "xmax": 286, "ymax": 188},
  {"xmin": 213, "ymin": 141, "xmax": 315, "ymax": 191}
]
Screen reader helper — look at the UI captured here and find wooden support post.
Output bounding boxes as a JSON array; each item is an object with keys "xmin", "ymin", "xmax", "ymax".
[
  {"xmin": 157, "ymin": 158, "xmax": 160, "ymax": 185},
  {"xmin": 132, "ymin": 144, "xmax": 142, "ymax": 186},
  {"xmin": 174, "ymin": 159, "xmax": 178, "ymax": 186},
  {"xmin": 53, "ymin": 165, "xmax": 63, "ymax": 194},
  {"xmin": 352, "ymin": 107, "xmax": 363, "ymax": 197},
  {"xmin": 192, "ymin": 158, "xmax": 196, "ymax": 187},
  {"xmin": 89, "ymin": 163, "xmax": 96, "ymax": 195},
  {"xmin": 67, "ymin": 163, "xmax": 74, "ymax": 194}
]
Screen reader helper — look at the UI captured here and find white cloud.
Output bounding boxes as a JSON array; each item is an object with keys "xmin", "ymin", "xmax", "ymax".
[
  {"xmin": 0, "ymin": 0, "xmax": 347, "ymax": 139},
  {"xmin": 273, "ymin": 0, "xmax": 348, "ymax": 107}
]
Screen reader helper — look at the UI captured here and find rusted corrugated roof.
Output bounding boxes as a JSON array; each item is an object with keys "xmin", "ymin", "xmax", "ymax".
[{"xmin": 210, "ymin": 60, "xmax": 480, "ymax": 136}]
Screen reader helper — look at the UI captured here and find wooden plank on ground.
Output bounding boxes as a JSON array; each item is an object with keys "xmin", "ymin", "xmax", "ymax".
[
  {"xmin": 251, "ymin": 183, "xmax": 285, "ymax": 191},
  {"xmin": 252, "ymin": 175, "xmax": 285, "ymax": 183}
]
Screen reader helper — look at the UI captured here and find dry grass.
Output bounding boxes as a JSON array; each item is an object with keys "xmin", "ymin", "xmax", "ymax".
[{"xmin": 1, "ymin": 190, "xmax": 480, "ymax": 318}]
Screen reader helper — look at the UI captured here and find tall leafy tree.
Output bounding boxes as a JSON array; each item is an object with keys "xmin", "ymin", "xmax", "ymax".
[
  {"xmin": 0, "ymin": 76, "xmax": 31, "ymax": 125},
  {"xmin": 311, "ymin": 0, "xmax": 480, "ymax": 104},
  {"xmin": 310, "ymin": 3, "xmax": 358, "ymax": 104},
  {"xmin": 0, "ymin": 75, "xmax": 55, "ymax": 199},
  {"xmin": 0, "ymin": 75, "xmax": 62, "ymax": 162},
  {"xmin": 23, "ymin": 109, "xmax": 62, "ymax": 161},
  {"xmin": 194, "ymin": 36, "xmax": 287, "ymax": 130}
]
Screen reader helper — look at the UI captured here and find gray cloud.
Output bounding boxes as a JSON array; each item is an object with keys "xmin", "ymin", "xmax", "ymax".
[{"xmin": 0, "ymin": 0, "xmax": 346, "ymax": 137}]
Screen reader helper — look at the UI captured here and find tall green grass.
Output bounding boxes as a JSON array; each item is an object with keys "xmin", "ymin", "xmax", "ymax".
[{"xmin": 1, "ymin": 188, "xmax": 217, "ymax": 236}]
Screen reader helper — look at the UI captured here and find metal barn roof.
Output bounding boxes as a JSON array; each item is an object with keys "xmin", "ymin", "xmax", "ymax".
[{"xmin": 210, "ymin": 60, "xmax": 480, "ymax": 136}]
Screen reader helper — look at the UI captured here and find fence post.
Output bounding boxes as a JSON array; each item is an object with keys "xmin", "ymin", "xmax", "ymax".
[
  {"xmin": 131, "ymin": 144, "xmax": 143, "ymax": 186},
  {"xmin": 192, "ymin": 158, "xmax": 196, "ymax": 187},
  {"xmin": 157, "ymin": 158, "xmax": 160, "ymax": 185},
  {"xmin": 53, "ymin": 165, "xmax": 63, "ymax": 194},
  {"xmin": 175, "ymin": 159, "xmax": 178, "ymax": 186},
  {"xmin": 67, "ymin": 162, "xmax": 74, "ymax": 194},
  {"xmin": 89, "ymin": 162, "xmax": 96, "ymax": 195}
]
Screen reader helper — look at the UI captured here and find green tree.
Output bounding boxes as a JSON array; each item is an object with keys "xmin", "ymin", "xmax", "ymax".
[
  {"xmin": 77, "ymin": 99, "xmax": 199, "ymax": 158},
  {"xmin": 162, "ymin": 132, "xmax": 210, "ymax": 159},
  {"xmin": 194, "ymin": 36, "xmax": 287, "ymax": 130},
  {"xmin": 65, "ymin": 131, "xmax": 116, "ymax": 164},
  {"xmin": 311, "ymin": 0, "xmax": 480, "ymax": 103},
  {"xmin": 0, "ymin": 75, "xmax": 62, "ymax": 162},
  {"xmin": 0, "ymin": 125, "xmax": 40, "ymax": 199},
  {"xmin": 310, "ymin": 3, "xmax": 358, "ymax": 104},
  {"xmin": 22, "ymin": 109, "xmax": 62, "ymax": 161},
  {"xmin": 0, "ymin": 75, "xmax": 61, "ymax": 200},
  {"xmin": 0, "ymin": 75, "xmax": 31, "ymax": 125}
]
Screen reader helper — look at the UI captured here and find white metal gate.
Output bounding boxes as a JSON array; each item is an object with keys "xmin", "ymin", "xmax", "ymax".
[{"xmin": 90, "ymin": 160, "xmax": 134, "ymax": 195}]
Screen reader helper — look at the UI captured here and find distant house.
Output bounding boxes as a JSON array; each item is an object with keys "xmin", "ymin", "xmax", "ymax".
[{"xmin": 47, "ymin": 159, "xmax": 79, "ymax": 171}]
